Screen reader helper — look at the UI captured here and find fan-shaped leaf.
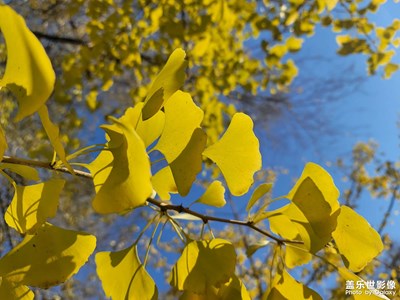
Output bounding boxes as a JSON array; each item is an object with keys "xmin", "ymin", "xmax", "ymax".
[
  {"xmin": 332, "ymin": 206, "xmax": 383, "ymax": 272},
  {"xmin": 5, "ymin": 179, "xmax": 65, "ymax": 234},
  {"xmin": 267, "ymin": 269, "xmax": 322, "ymax": 300},
  {"xmin": 203, "ymin": 113, "xmax": 261, "ymax": 196},
  {"xmin": 246, "ymin": 183, "xmax": 272, "ymax": 212},
  {"xmin": 38, "ymin": 105, "xmax": 73, "ymax": 173},
  {"xmin": 0, "ymin": 5, "xmax": 55, "ymax": 121},
  {"xmin": 170, "ymin": 128, "xmax": 207, "ymax": 196},
  {"xmin": 151, "ymin": 166, "xmax": 177, "ymax": 201},
  {"xmin": 142, "ymin": 48, "xmax": 187, "ymax": 119},
  {"xmin": 88, "ymin": 111, "xmax": 153, "ymax": 214},
  {"xmin": 154, "ymin": 91, "xmax": 203, "ymax": 162},
  {"xmin": 0, "ymin": 279, "xmax": 33, "ymax": 300},
  {"xmin": 0, "ymin": 163, "xmax": 39, "ymax": 181},
  {"xmin": 195, "ymin": 181, "xmax": 226, "ymax": 207},
  {"xmin": 96, "ymin": 245, "xmax": 158, "ymax": 300},
  {"xmin": 0, "ymin": 223, "xmax": 96, "ymax": 288},
  {"xmin": 169, "ymin": 239, "xmax": 236, "ymax": 294}
]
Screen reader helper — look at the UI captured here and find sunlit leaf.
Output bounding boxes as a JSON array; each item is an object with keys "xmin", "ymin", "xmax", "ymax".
[
  {"xmin": 246, "ymin": 240, "xmax": 269, "ymax": 257},
  {"xmin": 169, "ymin": 239, "xmax": 236, "ymax": 294},
  {"xmin": 0, "ymin": 278, "xmax": 33, "ymax": 300},
  {"xmin": 287, "ymin": 162, "xmax": 340, "ymax": 213},
  {"xmin": 246, "ymin": 183, "xmax": 272, "ymax": 212},
  {"xmin": 118, "ymin": 104, "xmax": 165, "ymax": 148},
  {"xmin": 332, "ymin": 206, "xmax": 383, "ymax": 272},
  {"xmin": 285, "ymin": 177, "xmax": 340, "ymax": 253},
  {"xmin": 0, "ymin": 163, "xmax": 39, "ymax": 181},
  {"xmin": 0, "ymin": 127, "xmax": 6, "ymax": 159},
  {"xmin": 88, "ymin": 111, "xmax": 153, "ymax": 214},
  {"xmin": 38, "ymin": 105, "xmax": 73, "ymax": 173},
  {"xmin": 195, "ymin": 181, "xmax": 226, "ymax": 207},
  {"xmin": 170, "ymin": 128, "xmax": 207, "ymax": 196},
  {"xmin": 5, "ymin": 179, "xmax": 65, "ymax": 234},
  {"xmin": 286, "ymin": 37, "xmax": 303, "ymax": 52},
  {"xmin": 217, "ymin": 275, "xmax": 251, "ymax": 300},
  {"xmin": 267, "ymin": 268, "xmax": 322, "ymax": 300},
  {"xmin": 337, "ymin": 267, "xmax": 390, "ymax": 299},
  {"xmin": 324, "ymin": 0, "xmax": 339, "ymax": 10},
  {"xmin": 154, "ymin": 90, "xmax": 203, "ymax": 162},
  {"xmin": 0, "ymin": 5, "xmax": 55, "ymax": 121},
  {"xmin": 285, "ymin": 244, "xmax": 313, "ymax": 268},
  {"xmin": 171, "ymin": 213, "xmax": 203, "ymax": 221},
  {"xmin": 142, "ymin": 48, "xmax": 187, "ymax": 119},
  {"xmin": 203, "ymin": 113, "xmax": 262, "ymax": 196},
  {"xmin": 151, "ymin": 166, "xmax": 177, "ymax": 201},
  {"xmin": 96, "ymin": 244, "xmax": 158, "ymax": 300},
  {"xmin": 0, "ymin": 223, "xmax": 96, "ymax": 288}
]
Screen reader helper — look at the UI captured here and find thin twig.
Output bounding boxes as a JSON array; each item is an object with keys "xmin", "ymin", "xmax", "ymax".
[{"xmin": 0, "ymin": 155, "xmax": 304, "ymax": 245}]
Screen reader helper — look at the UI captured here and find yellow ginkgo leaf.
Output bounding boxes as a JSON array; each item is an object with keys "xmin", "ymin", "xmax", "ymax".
[
  {"xmin": 0, "ymin": 223, "xmax": 96, "ymax": 288},
  {"xmin": 0, "ymin": 127, "xmax": 6, "ymax": 159},
  {"xmin": 151, "ymin": 166, "xmax": 177, "ymax": 201},
  {"xmin": 337, "ymin": 267, "xmax": 390, "ymax": 300},
  {"xmin": 0, "ymin": 163, "xmax": 39, "ymax": 181},
  {"xmin": 332, "ymin": 206, "xmax": 383, "ymax": 272},
  {"xmin": 267, "ymin": 268, "xmax": 322, "ymax": 300},
  {"xmin": 154, "ymin": 91, "xmax": 204, "ymax": 163},
  {"xmin": 287, "ymin": 162, "xmax": 340, "ymax": 213},
  {"xmin": 203, "ymin": 113, "xmax": 261, "ymax": 196},
  {"xmin": 142, "ymin": 48, "xmax": 187, "ymax": 120},
  {"xmin": 169, "ymin": 239, "xmax": 236, "ymax": 295},
  {"xmin": 0, "ymin": 278, "xmax": 33, "ymax": 300},
  {"xmin": 96, "ymin": 245, "xmax": 158, "ymax": 300},
  {"xmin": 0, "ymin": 5, "xmax": 55, "ymax": 121},
  {"xmin": 195, "ymin": 181, "xmax": 226, "ymax": 207},
  {"xmin": 170, "ymin": 128, "xmax": 207, "ymax": 196},
  {"xmin": 118, "ymin": 104, "xmax": 165, "ymax": 148},
  {"xmin": 285, "ymin": 243, "xmax": 313, "ymax": 269},
  {"xmin": 38, "ymin": 105, "xmax": 73, "ymax": 173},
  {"xmin": 88, "ymin": 115, "xmax": 152, "ymax": 214},
  {"xmin": 217, "ymin": 275, "xmax": 251, "ymax": 300},
  {"xmin": 285, "ymin": 177, "xmax": 340, "ymax": 253},
  {"xmin": 246, "ymin": 183, "xmax": 272, "ymax": 212},
  {"xmin": 5, "ymin": 179, "xmax": 65, "ymax": 234}
]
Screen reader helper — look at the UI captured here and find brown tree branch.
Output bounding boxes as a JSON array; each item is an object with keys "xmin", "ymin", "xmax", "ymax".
[{"xmin": 1, "ymin": 155, "xmax": 304, "ymax": 245}]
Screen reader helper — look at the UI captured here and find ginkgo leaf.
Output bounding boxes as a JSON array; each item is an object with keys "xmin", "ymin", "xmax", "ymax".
[
  {"xmin": 287, "ymin": 162, "xmax": 340, "ymax": 213},
  {"xmin": 0, "ymin": 278, "xmax": 33, "ymax": 300},
  {"xmin": 0, "ymin": 223, "xmax": 96, "ymax": 288},
  {"xmin": 38, "ymin": 105, "xmax": 73, "ymax": 173},
  {"xmin": 96, "ymin": 244, "xmax": 158, "ymax": 300},
  {"xmin": 203, "ymin": 113, "xmax": 261, "ymax": 196},
  {"xmin": 246, "ymin": 240, "xmax": 269, "ymax": 257},
  {"xmin": 246, "ymin": 183, "xmax": 272, "ymax": 212},
  {"xmin": 154, "ymin": 90, "xmax": 204, "ymax": 162},
  {"xmin": 0, "ymin": 127, "xmax": 6, "ymax": 159},
  {"xmin": 332, "ymin": 206, "xmax": 383, "ymax": 272},
  {"xmin": 117, "ymin": 103, "xmax": 165, "ymax": 148},
  {"xmin": 285, "ymin": 243, "xmax": 313, "ymax": 269},
  {"xmin": 170, "ymin": 128, "xmax": 207, "ymax": 196},
  {"xmin": 195, "ymin": 181, "xmax": 226, "ymax": 207},
  {"xmin": 88, "ymin": 114, "xmax": 153, "ymax": 214},
  {"xmin": 217, "ymin": 275, "xmax": 251, "ymax": 300},
  {"xmin": 337, "ymin": 267, "xmax": 390, "ymax": 300},
  {"xmin": 285, "ymin": 177, "xmax": 340, "ymax": 253},
  {"xmin": 151, "ymin": 166, "xmax": 177, "ymax": 201},
  {"xmin": 262, "ymin": 206, "xmax": 300, "ymax": 240},
  {"xmin": 267, "ymin": 268, "xmax": 322, "ymax": 300},
  {"xmin": 0, "ymin": 5, "xmax": 55, "ymax": 121},
  {"xmin": 169, "ymin": 239, "xmax": 236, "ymax": 294},
  {"xmin": 142, "ymin": 48, "xmax": 187, "ymax": 119},
  {"xmin": 0, "ymin": 163, "xmax": 39, "ymax": 181},
  {"xmin": 5, "ymin": 179, "xmax": 65, "ymax": 234}
]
